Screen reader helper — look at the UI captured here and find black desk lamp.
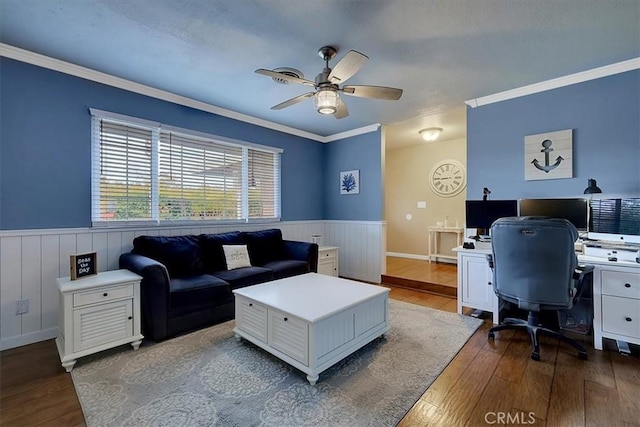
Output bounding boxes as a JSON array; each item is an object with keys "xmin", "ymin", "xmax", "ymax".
[{"xmin": 583, "ymin": 179, "xmax": 602, "ymax": 194}]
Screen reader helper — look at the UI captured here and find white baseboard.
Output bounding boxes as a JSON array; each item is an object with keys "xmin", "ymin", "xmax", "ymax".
[
  {"xmin": 386, "ymin": 252, "xmax": 457, "ymax": 264},
  {"xmin": 387, "ymin": 252, "xmax": 429, "ymax": 260},
  {"xmin": 0, "ymin": 327, "xmax": 58, "ymax": 351}
]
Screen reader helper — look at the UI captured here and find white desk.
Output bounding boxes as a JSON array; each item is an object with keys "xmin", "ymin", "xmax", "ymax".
[
  {"xmin": 454, "ymin": 246, "xmax": 640, "ymax": 350},
  {"xmin": 427, "ymin": 226, "xmax": 464, "ymax": 263}
]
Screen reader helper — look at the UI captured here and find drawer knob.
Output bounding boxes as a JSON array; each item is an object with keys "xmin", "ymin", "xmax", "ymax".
[
  {"xmin": 488, "ymin": 282, "xmax": 492, "ymax": 286},
  {"xmin": 249, "ymin": 303, "xmax": 253, "ymax": 307},
  {"xmin": 103, "ymin": 293, "xmax": 108, "ymax": 297},
  {"xmin": 128, "ymin": 316, "xmax": 132, "ymax": 320},
  {"xmin": 625, "ymin": 317, "xmax": 632, "ymax": 322},
  {"xmin": 624, "ymin": 283, "xmax": 631, "ymax": 288},
  {"xmin": 284, "ymin": 317, "xmax": 288, "ymax": 322}
]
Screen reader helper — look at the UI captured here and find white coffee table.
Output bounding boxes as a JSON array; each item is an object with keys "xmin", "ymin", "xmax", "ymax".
[{"xmin": 233, "ymin": 273, "xmax": 389, "ymax": 384}]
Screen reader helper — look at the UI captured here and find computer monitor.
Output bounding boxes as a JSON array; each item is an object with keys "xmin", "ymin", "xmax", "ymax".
[
  {"xmin": 519, "ymin": 198, "xmax": 589, "ymax": 231},
  {"xmin": 589, "ymin": 198, "xmax": 640, "ymax": 244},
  {"xmin": 465, "ymin": 200, "xmax": 518, "ymax": 236}
]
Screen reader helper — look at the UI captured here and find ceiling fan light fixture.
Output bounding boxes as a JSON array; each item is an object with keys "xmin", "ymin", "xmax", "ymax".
[
  {"xmin": 314, "ymin": 88, "xmax": 339, "ymax": 115},
  {"xmin": 419, "ymin": 127, "xmax": 443, "ymax": 141}
]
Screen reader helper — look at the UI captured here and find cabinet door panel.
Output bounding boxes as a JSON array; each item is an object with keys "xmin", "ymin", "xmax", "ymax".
[
  {"xmin": 73, "ymin": 300, "xmax": 133, "ymax": 352},
  {"xmin": 268, "ymin": 309, "xmax": 309, "ymax": 365},
  {"xmin": 236, "ymin": 298, "xmax": 268, "ymax": 343},
  {"xmin": 462, "ymin": 256, "xmax": 494, "ymax": 311}
]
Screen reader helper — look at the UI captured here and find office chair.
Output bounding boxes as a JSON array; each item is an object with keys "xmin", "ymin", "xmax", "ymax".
[{"xmin": 486, "ymin": 217, "xmax": 593, "ymax": 361}]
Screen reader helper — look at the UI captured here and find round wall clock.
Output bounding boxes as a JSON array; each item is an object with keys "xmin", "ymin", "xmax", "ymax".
[{"xmin": 429, "ymin": 159, "xmax": 467, "ymax": 197}]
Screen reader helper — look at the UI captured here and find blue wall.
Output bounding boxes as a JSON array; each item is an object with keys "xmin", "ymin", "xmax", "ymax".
[
  {"xmin": 323, "ymin": 130, "xmax": 383, "ymax": 220},
  {"xmin": 0, "ymin": 58, "xmax": 324, "ymax": 229},
  {"xmin": 467, "ymin": 70, "xmax": 640, "ymax": 200}
]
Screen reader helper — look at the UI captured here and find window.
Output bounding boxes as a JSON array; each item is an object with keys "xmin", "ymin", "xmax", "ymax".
[{"xmin": 91, "ymin": 109, "xmax": 282, "ymax": 227}]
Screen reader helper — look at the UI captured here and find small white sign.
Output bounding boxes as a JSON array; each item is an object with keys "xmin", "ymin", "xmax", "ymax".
[{"xmin": 524, "ymin": 129, "xmax": 573, "ymax": 181}]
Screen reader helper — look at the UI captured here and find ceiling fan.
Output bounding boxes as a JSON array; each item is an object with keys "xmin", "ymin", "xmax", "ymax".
[{"xmin": 255, "ymin": 46, "xmax": 403, "ymax": 119}]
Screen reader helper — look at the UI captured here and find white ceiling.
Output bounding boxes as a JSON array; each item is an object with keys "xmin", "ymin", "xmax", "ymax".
[{"xmin": 1, "ymin": 0, "xmax": 638, "ymax": 149}]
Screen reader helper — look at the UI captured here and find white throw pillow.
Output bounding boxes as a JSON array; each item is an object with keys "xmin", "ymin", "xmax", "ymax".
[{"xmin": 223, "ymin": 245, "xmax": 252, "ymax": 270}]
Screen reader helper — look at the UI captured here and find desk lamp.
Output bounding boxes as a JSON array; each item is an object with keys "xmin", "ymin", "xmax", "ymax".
[{"xmin": 583, "ymin": 179, "xmax": 602, "ymax": 194}]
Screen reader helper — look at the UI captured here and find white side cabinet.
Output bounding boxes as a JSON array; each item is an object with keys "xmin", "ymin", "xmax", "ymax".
[
  {"xmin": 318, "ymin": 246, "xmax": 339, "ymax": 277},
  {"xmin": 589, "ymin": 258, "xmax": 640, "ymax": 351},
  {"xmin": 56, "ymin": 269, "xmax": 143, "ymax": 372},
  {"xmin": 455, "ymin": 247, "xmax": 499, "ymax": 324}
]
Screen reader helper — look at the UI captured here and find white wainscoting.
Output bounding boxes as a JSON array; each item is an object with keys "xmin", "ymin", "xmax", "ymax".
[{"xmin": 0, "ymin": 220, "xmax": 385, "ymax": 350}]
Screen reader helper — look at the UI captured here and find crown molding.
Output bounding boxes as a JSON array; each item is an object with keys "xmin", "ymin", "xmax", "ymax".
[
  {"xmin": 465, "ymin": 57, "xmax": 640, "ymax": 108},
  {"xmin": 323, "ymin": 124, "xmax": 381, "ymax": 142},
  {"xmin": 0, "ymin": 43, "xmax": 379, "ymax": 143}
]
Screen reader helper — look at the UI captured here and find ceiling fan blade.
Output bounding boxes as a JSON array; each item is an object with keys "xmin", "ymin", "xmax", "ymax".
[
  {"xmin": 334, "ymin": 98, "xmax": 349, "ymax": 119},
  {"xmin": 342, "ymin": 85, "xmax": 403, "ymax": 100},
  {"xmin": 328, "ymin": 50, "xmax": 368, "ymax": 84},
  {"xmin": 255, "ymin": 69, "xmax": 315, "ymax": 86},
  {"xmin": 271, "ymin": 92, "xmax": 315, "ymax": 110}
]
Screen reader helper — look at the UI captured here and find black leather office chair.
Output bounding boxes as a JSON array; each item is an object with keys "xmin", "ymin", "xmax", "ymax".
[{"xmin": 486, "ymin": 217, "xmax": 593, "ymax": 361}]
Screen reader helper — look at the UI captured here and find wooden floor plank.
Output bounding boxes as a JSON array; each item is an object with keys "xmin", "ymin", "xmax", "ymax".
[{"xmin": 584, "ymin": 380, "xmax": 623, "ymax": 427}]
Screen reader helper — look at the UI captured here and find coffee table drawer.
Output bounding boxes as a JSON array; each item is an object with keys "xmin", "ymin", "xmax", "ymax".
[
  {"xmin": 236, "ymin": 297, "xmax": 268, "ymax": 343},
  {"xmin": 268, "ymin": 309, "xmax": 309, "ymax": 365}
]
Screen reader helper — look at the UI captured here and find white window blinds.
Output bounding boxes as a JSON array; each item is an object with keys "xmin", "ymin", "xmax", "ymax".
[
  {"xmin": 158, "ymin": 132, "xmax": 243, "ymax": 221},
  {"xmin": 90, "ymin": 109, "xmax": 282, "ymax": 227},
  {"xmin": 91, "ymin": 117, "xmax": 154, "ymax": 224},
  {"xmin": 247, "ymin": 148, "xmax": 281, "ymax": 219}
]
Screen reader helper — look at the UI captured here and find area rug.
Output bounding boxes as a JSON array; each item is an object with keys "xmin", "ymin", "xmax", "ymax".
[{"xmin": 71, "ymin": 299, "xmax": 482, "ymax": 427}]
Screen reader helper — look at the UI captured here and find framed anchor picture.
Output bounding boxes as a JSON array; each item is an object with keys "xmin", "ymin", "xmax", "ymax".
[{"xmin": 524, "ymin": 129, "xmax": 573, "ymax": 181}]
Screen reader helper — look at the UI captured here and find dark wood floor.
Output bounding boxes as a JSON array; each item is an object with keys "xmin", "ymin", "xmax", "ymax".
[{"xmin": 1, "ymin": 260, "xmax": 638, "ymax": 426}]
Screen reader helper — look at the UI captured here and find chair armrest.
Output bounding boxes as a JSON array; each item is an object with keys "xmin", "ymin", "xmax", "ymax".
[
  {"xmin": 282, "ymin": 240, "xmax": 319, "ymax": 273},
  {"xmin": 573, "ymin": 264, "xmax": 594, "ymax": 281},
  {"xmin": 486, "ymin": 254, "xmax": 494, "ymax": 269},
  {"xmin": 119, "ymin": 252, "xmax": 171, "ymax": 341}
]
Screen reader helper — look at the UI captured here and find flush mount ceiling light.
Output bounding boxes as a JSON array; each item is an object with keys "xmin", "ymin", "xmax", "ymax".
[
  {"xmin": 419, "ymin": 127, "xmax": 443, "ymax": 141},
  {"xmin": 313, "ymin": 88, "xmax": 339, "ymax": 115}
]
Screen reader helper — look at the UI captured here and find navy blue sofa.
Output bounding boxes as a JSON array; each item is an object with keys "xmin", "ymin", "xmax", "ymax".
[{"xmin": 119, "ymin": 229, "xmax": 318, "ymax": 341}]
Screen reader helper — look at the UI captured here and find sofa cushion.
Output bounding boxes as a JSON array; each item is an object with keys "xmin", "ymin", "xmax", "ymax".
[
  {"xmin": 223, "ymin": 245, "xmax": 252, "ymax": 270},
  {"xmin": 212, "ymin": 266, "xmax": 274, "ymax": 290},
  {"xmin": 169, "ymin": 274, "xmax": 231, "ymax": 310},
  {"xmin": 200, "ymin": 231, "xmax": 244, "ymax": 272},
  {"xmin": 261, "ymin": 260, "xmax": 310, "ymax": 280},
  {"xmin": 243, "ymin": 228, "xmax": 284, "ymax": 266},
  {"xmin": 132, "ymin": 235, "xmax": 203, "ymax": 278}
]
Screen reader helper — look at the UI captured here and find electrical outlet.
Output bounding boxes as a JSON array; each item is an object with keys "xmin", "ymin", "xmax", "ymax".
[{"xmin": 16, "ymin": 299, "xmax": 29, "ymax": 315}]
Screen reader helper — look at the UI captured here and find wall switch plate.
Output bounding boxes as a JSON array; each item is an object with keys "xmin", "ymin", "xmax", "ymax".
[
  {"xmin": 417, "ymin": 201, "xmax": 427, "ymax": 209},
  {"xmin": 16, "ymin": 299, "xmax": 29, "ymax": 315}
]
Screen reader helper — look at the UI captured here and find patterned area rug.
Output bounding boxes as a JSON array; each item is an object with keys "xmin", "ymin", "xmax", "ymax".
[{"xmin": 71, "ymin": 299, "xmax": 482, "ymax": 426}]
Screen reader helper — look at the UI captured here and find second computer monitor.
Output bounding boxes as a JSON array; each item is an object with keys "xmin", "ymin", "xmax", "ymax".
[{"xmin": 519, "ymin": 198, "xmax": 589, "ymax": 231}]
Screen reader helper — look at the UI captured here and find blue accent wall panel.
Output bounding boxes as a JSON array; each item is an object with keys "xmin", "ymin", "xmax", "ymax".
[
  {"xmin": 467, "ymin": 70, "xmax": 640, "ymax": 200},
  {"xmin": 0, "ymin": 58, "xmax": 323, "ymax": 229},
  {"xmin": 323, "ymin": 130, "xmax": 383, "ymax": 220}
]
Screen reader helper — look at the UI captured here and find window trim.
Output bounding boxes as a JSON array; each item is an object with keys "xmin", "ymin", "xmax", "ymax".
[{"xmin": 90, "ymin": 108, "xmax": 283, "ymax": 228}]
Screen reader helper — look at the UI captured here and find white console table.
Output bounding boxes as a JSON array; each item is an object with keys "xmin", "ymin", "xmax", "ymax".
[
  {"xmin": 427, "ymin": 226, "xmax": 464, "ymax": 263},
  {"xmin": 454, "ymin": 246, "xmax": 640, "ymax": 351}
]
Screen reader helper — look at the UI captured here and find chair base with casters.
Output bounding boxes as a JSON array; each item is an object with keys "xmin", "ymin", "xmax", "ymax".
[{"xmin": 488, "ymin": 311, "xmax": 588, "ymax": 361}]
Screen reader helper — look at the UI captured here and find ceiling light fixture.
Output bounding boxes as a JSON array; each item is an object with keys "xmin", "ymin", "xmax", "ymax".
[
  {"xmin": 419, "ymin": 127, "xmax": 443, "ymax": 141},
  {"xmin": 314, "ymin": 88, "xmax": 339, "ymax": 115}
]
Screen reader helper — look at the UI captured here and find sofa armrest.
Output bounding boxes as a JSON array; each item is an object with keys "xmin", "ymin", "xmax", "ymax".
[
  {"xmin": 282, "ymin": 240, "xmax": 319, "ymax": 273},
  {"xmin": 119, "ymin": 252, "xmax": 171, "ymax": 341}
]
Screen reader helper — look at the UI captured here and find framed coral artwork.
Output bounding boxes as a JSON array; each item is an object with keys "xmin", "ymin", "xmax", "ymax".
[{"xmin": 340, "ymin": 170, "xmax": 360, "ymax": 194}]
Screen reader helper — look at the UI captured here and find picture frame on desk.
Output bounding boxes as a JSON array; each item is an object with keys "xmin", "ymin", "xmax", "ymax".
[{"xmin": 70, "ymin": 252, "xmax": 98, "ymax": 280}]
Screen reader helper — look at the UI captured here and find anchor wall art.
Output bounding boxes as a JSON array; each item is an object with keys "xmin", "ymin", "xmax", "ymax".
[{"xmin": 524, "ymin": 129, "xmax": 573, "ymax": 181}]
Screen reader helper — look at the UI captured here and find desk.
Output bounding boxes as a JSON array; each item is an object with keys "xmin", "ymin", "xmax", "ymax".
[
  {"xmin": 427, "ymin": 226, "xmax": 464, "ymax": 263},
  {"xmin": 454, "ymin": 247, "xmax": 640, "ymax": 350}
]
